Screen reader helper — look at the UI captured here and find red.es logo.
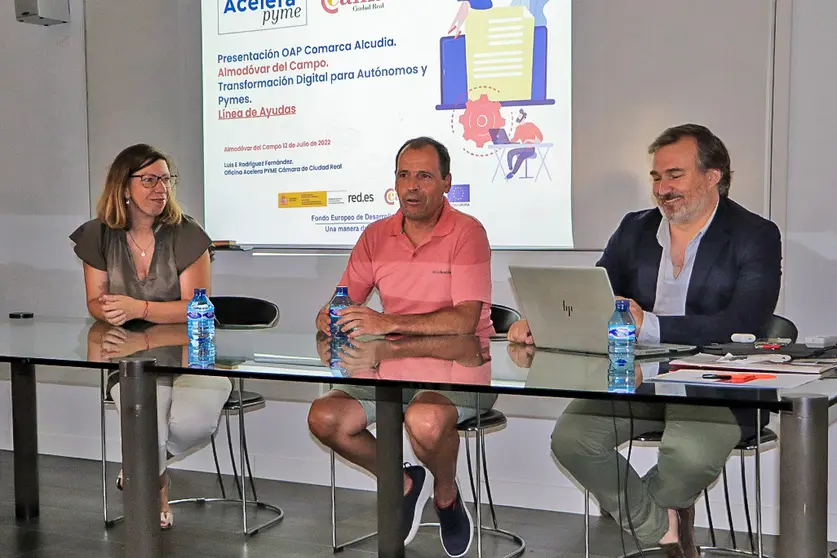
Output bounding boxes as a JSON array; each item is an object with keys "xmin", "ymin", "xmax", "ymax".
[
  {"xmin": 384, "ymin": 188, "xmax": 397, "ymax": 205},
  {"xmin": 321, "ymin": 0, "xmax": 383, "ymax": 14}
]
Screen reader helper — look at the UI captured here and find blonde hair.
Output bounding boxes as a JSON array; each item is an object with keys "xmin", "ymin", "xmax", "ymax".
[{"xmin": 96, "ymin": 144, "xmax": 184, "ymax": 229}]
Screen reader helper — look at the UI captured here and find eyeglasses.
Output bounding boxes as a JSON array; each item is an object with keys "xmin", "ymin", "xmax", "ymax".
[{"xmin": 130, "ymin": 174, "xmax": 178, "ymax": 189}]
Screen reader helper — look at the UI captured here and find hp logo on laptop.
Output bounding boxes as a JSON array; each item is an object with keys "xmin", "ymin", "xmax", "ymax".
[{"xmin": 562, "ymin": 300, "xmax": 573, "ymax": 317}]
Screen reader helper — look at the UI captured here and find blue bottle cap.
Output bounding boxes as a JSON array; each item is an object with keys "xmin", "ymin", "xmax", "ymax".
[{"xmin": 615, "ymin": 299, "xmax": 630, "ymax": 311}]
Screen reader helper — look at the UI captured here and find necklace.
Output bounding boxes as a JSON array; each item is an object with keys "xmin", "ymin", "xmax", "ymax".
[{"xmin": 127, "ymin": 231, "xmax": 154, "ymax": 258}]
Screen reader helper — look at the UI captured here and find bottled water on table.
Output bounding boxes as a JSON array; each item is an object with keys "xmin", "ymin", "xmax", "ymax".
[
  {"xmin": 608, "ymin": 299, "xmax": 636, "ymax": 356},
  {"xmin": 607, "ymin": 299, "xmax": 636, "ymax": 393},
  {"xmin": 187, "ymin": 288, "xmax": 215, "ymax": 343},
  {"xmin": 329, "ymin": 286, "xmax": 352, "ymax": 337}
]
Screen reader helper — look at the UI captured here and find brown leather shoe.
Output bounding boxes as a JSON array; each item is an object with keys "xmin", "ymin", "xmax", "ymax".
[
  {"xmin": 677, "ymin": 505, "xmax": 698, "ymax": 558},
  {"xmin": 660, "ymin": 542, "xmax": 687, "ymax": 558}
]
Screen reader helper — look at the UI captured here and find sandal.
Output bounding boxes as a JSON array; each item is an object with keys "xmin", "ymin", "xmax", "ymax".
[
  {"xmin": 160, "ymin": 510, "xmax": 174, "ymax": 530},
  {"xmin": 117, "ymin": 469, "xmax": 173, "ymax": 529},
  {"xmin": 160, "ymin": 472, "xmax": 173, "ymax": 530}
]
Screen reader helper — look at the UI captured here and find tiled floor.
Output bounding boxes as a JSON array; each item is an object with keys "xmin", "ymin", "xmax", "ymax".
[{"xmin": 0, "ymin": 451, "xmax": 794, "ymax": 557}]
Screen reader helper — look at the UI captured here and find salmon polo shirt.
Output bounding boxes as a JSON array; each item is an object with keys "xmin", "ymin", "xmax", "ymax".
[{"xmin": 339, "ymin": 199, "xmax": 495, "ymax": 337}]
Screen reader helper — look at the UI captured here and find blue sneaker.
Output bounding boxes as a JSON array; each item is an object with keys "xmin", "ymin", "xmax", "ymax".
[
  {"xmin": 403, "ymin": 464, "xmax": 432, "ymax": 545},
  {"xmin": 435, "ymin": 483, "xmax": 473, "ymax": 557}
]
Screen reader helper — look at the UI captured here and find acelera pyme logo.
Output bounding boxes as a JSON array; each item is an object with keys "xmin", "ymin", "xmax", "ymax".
[
  {"xmin": 321, "ymin": 0, "xmax": 384, "ymax": 15},
  {"xmin": 219, "ymin": 0, "xmax": 308, "ymax": 35}
]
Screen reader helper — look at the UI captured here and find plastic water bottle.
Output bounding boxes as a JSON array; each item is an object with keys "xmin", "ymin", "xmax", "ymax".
[
  {"xmin": 329, "ymin": 286, "xmax": 352, "ymax": 337},
  {"xmin": 188, "ymin": 340, "xmax": 216, "ymax": 369},
  {"xmin": 607, "ymin": 299, "xmax": 636, "ymax": 392},
  {"xmin": 187, "ymin": 288, "xmax": 215, "ymax": 343},
  {"xmin": 608, "ymin": 299, "xmax": 636, "ymax": 356}
]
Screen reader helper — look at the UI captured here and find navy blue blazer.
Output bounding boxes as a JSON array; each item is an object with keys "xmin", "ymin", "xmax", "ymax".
[{"xmin": 597, "ymin": 197, "xmax": 783, "ymax": 347}]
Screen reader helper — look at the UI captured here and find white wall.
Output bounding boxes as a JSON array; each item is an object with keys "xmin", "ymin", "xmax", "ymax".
[
  {"xmin": 783, "ymin": 0, "xmax": 837, "ymax": 339},
  {"xmin": 0, "ymin": 0, "xmax": 90, "ymax": 319},
  {"xmin": 3, "ymin": 0, "xmax": 837, "ymax": 544},
  {"xmin": 0, "ymin": 0, "xmax": 89, "ymax": 450}
]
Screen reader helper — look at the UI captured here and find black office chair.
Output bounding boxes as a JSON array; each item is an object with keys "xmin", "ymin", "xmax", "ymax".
[
  {"xmin": 490, "ymin": 304, "xmax": 522, "ymax": 335},
  {"xmin": 212, "ymin": 296, "xmax": 279, "ymax": 329},
  {"xmin": 101, "ymin": 296, "xmax": 283, "ymax": 535},
  {"xmin": 763, "ymin": 314, "xmax": 798, "ymax": 343},
  {"xmin": 330, "ymin": 304, "xmax": 526, "ymax": 558}
]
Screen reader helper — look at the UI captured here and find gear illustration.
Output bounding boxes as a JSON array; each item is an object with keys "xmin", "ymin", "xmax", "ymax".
[{"xmin": 458, "ymin": 94, "xmax": 505, "ymax": 148}]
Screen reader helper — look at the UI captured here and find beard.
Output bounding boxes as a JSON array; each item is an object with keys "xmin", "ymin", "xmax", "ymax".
[{"xmin": 656, "ymin": 187, "xmax": 713, "ymax": 225}]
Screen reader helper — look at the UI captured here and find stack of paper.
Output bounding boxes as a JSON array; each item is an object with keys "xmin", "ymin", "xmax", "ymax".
[
  {"xmin": 669, "ymin": 353, "xmax": 837, "ymax": 375},
  {"xmin": 648, "ymin": 369, "xmax": 816, "ymax": 389}
]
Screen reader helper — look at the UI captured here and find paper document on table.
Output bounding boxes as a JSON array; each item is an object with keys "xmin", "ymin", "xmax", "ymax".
[
  {"xmin": 466, "ymin": 6, "xmax": 535, "ymax": 102},
  {"xmin": 649, "ymin": 369, "xmax": 816, "ymax": 389},
  {"xmin": 669, "ymin": 353, "xmax": 836, "ymax": 375}
]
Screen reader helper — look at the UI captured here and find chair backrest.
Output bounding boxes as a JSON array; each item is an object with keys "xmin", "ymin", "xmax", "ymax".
[
  {"xmin": 490, "ymin": 304, "xmax": 522, "ymax": 335},
  {"xmin": 763, "ymin": 314, "xmax": 799, "ymax": 343},
  {"xmin": 212, "ymin": 296, "xmax": 280, "ymax": 329}
]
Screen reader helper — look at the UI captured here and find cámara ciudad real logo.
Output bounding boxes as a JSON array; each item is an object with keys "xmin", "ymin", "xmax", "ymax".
[
  {"xmin": 218, "ymin": 0, "xmax": 308, "ymax": 35},
  {"xmin": 321, "ymin": 0, "xmax": 384, "ymax": 15}
]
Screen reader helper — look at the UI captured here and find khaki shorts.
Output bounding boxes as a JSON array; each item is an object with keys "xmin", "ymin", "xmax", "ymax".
[{"xmin": 333, "ymin": 385, "xmax": 497, "ymax": 426}]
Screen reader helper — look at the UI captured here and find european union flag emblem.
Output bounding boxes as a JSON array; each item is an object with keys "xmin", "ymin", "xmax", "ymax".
[{"xmin": 447, "ymin": 184, "xmax": 470, "ymax": 203}]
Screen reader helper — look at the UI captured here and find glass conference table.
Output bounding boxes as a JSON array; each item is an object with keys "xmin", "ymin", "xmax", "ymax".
[{"xmin": 1, "ymin": 316, "xmax": 834, "ymax": 558}]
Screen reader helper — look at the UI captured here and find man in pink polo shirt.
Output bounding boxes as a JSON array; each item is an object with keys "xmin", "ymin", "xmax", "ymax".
[{"xmin": 308, "ymin": 136, "xmax": 495, "ymax": 558}]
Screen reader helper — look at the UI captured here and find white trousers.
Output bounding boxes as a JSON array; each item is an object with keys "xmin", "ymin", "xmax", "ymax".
[{"xmin": 111, "ymin": 374, "xmax": 232, "ymax": 475}]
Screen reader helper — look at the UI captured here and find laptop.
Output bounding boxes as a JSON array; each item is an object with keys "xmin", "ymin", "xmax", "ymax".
[
  {"xmin": 489, "ymin": 128, "xmax": 512, "ymax": 144},
  {"xmin": 508, "ymin": 265, "xmax": 696, "ymax": 357}
]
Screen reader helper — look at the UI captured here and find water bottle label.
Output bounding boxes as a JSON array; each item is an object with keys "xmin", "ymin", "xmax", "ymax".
[
  {"xmin": 204, "ymin": 310, "xmax": 215, "ymax": 320},
  {"xmin": 329, "ymin": 305, "xmax": 346, "ymax": 318},
  {"xmin": 608, "ymin": 325, "xmax": 636, "ymax": 339},
  {"xmin": 187, "ymin": 310, "xmax": 201, "ymax": 319}
]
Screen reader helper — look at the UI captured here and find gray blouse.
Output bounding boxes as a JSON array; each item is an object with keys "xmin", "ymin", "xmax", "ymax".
[{"xmin": 70, "ymin": 215, "xmax": 212, "ymax": 302}]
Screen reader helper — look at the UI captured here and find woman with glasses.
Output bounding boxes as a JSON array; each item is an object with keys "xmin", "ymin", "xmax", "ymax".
[{"xmin": 70, "ymin": 144, "xmax": 231, "ymax": 530}]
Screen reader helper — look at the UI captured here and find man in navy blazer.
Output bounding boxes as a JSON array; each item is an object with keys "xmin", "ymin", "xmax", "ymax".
[
  {"xmin": 508, "ymin": 124, "xmax": 782, "ymax": 558},
  {"xmin": 598, "ymin": 187, "xmax": 781, "ymax": 347}
]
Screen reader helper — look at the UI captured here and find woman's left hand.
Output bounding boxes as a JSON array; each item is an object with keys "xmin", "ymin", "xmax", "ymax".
[{"xmin": 100, "ymin": 294, "xmax": 145, "ymax": 325}]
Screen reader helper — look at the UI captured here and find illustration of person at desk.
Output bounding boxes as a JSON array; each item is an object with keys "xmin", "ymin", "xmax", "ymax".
[
  {"xmin": 489, "ymin": 109, "xmax": 547, "ymax": 181},
  {"xmin": 503, "ymin": 109, "xmax": 543, "ymax": 179}
]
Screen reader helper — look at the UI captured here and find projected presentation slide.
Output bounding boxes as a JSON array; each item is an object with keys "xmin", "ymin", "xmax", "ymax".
[{"xmin": 202, "ymin": 0, "xmax": 572, "ymax": 249}]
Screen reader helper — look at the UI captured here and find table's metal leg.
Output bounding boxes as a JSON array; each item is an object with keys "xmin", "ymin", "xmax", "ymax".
[
  {"xmin": 11, "ymin": 361, "xmax": 39, "ymax": 520},
  {"xmin": 376, "ymin": 385, "xmax": 404, "ymax": 558},
  {"xmin": 237, "ymin": 378, "xmax": 248, "ymax": 534},
  {"xmin": 778, "ymin": 394, "xmax": 828, "ymax": 558},
  {"xmin": 119, "ymin": 358, "xmax": 160, "ymax": 558}
]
